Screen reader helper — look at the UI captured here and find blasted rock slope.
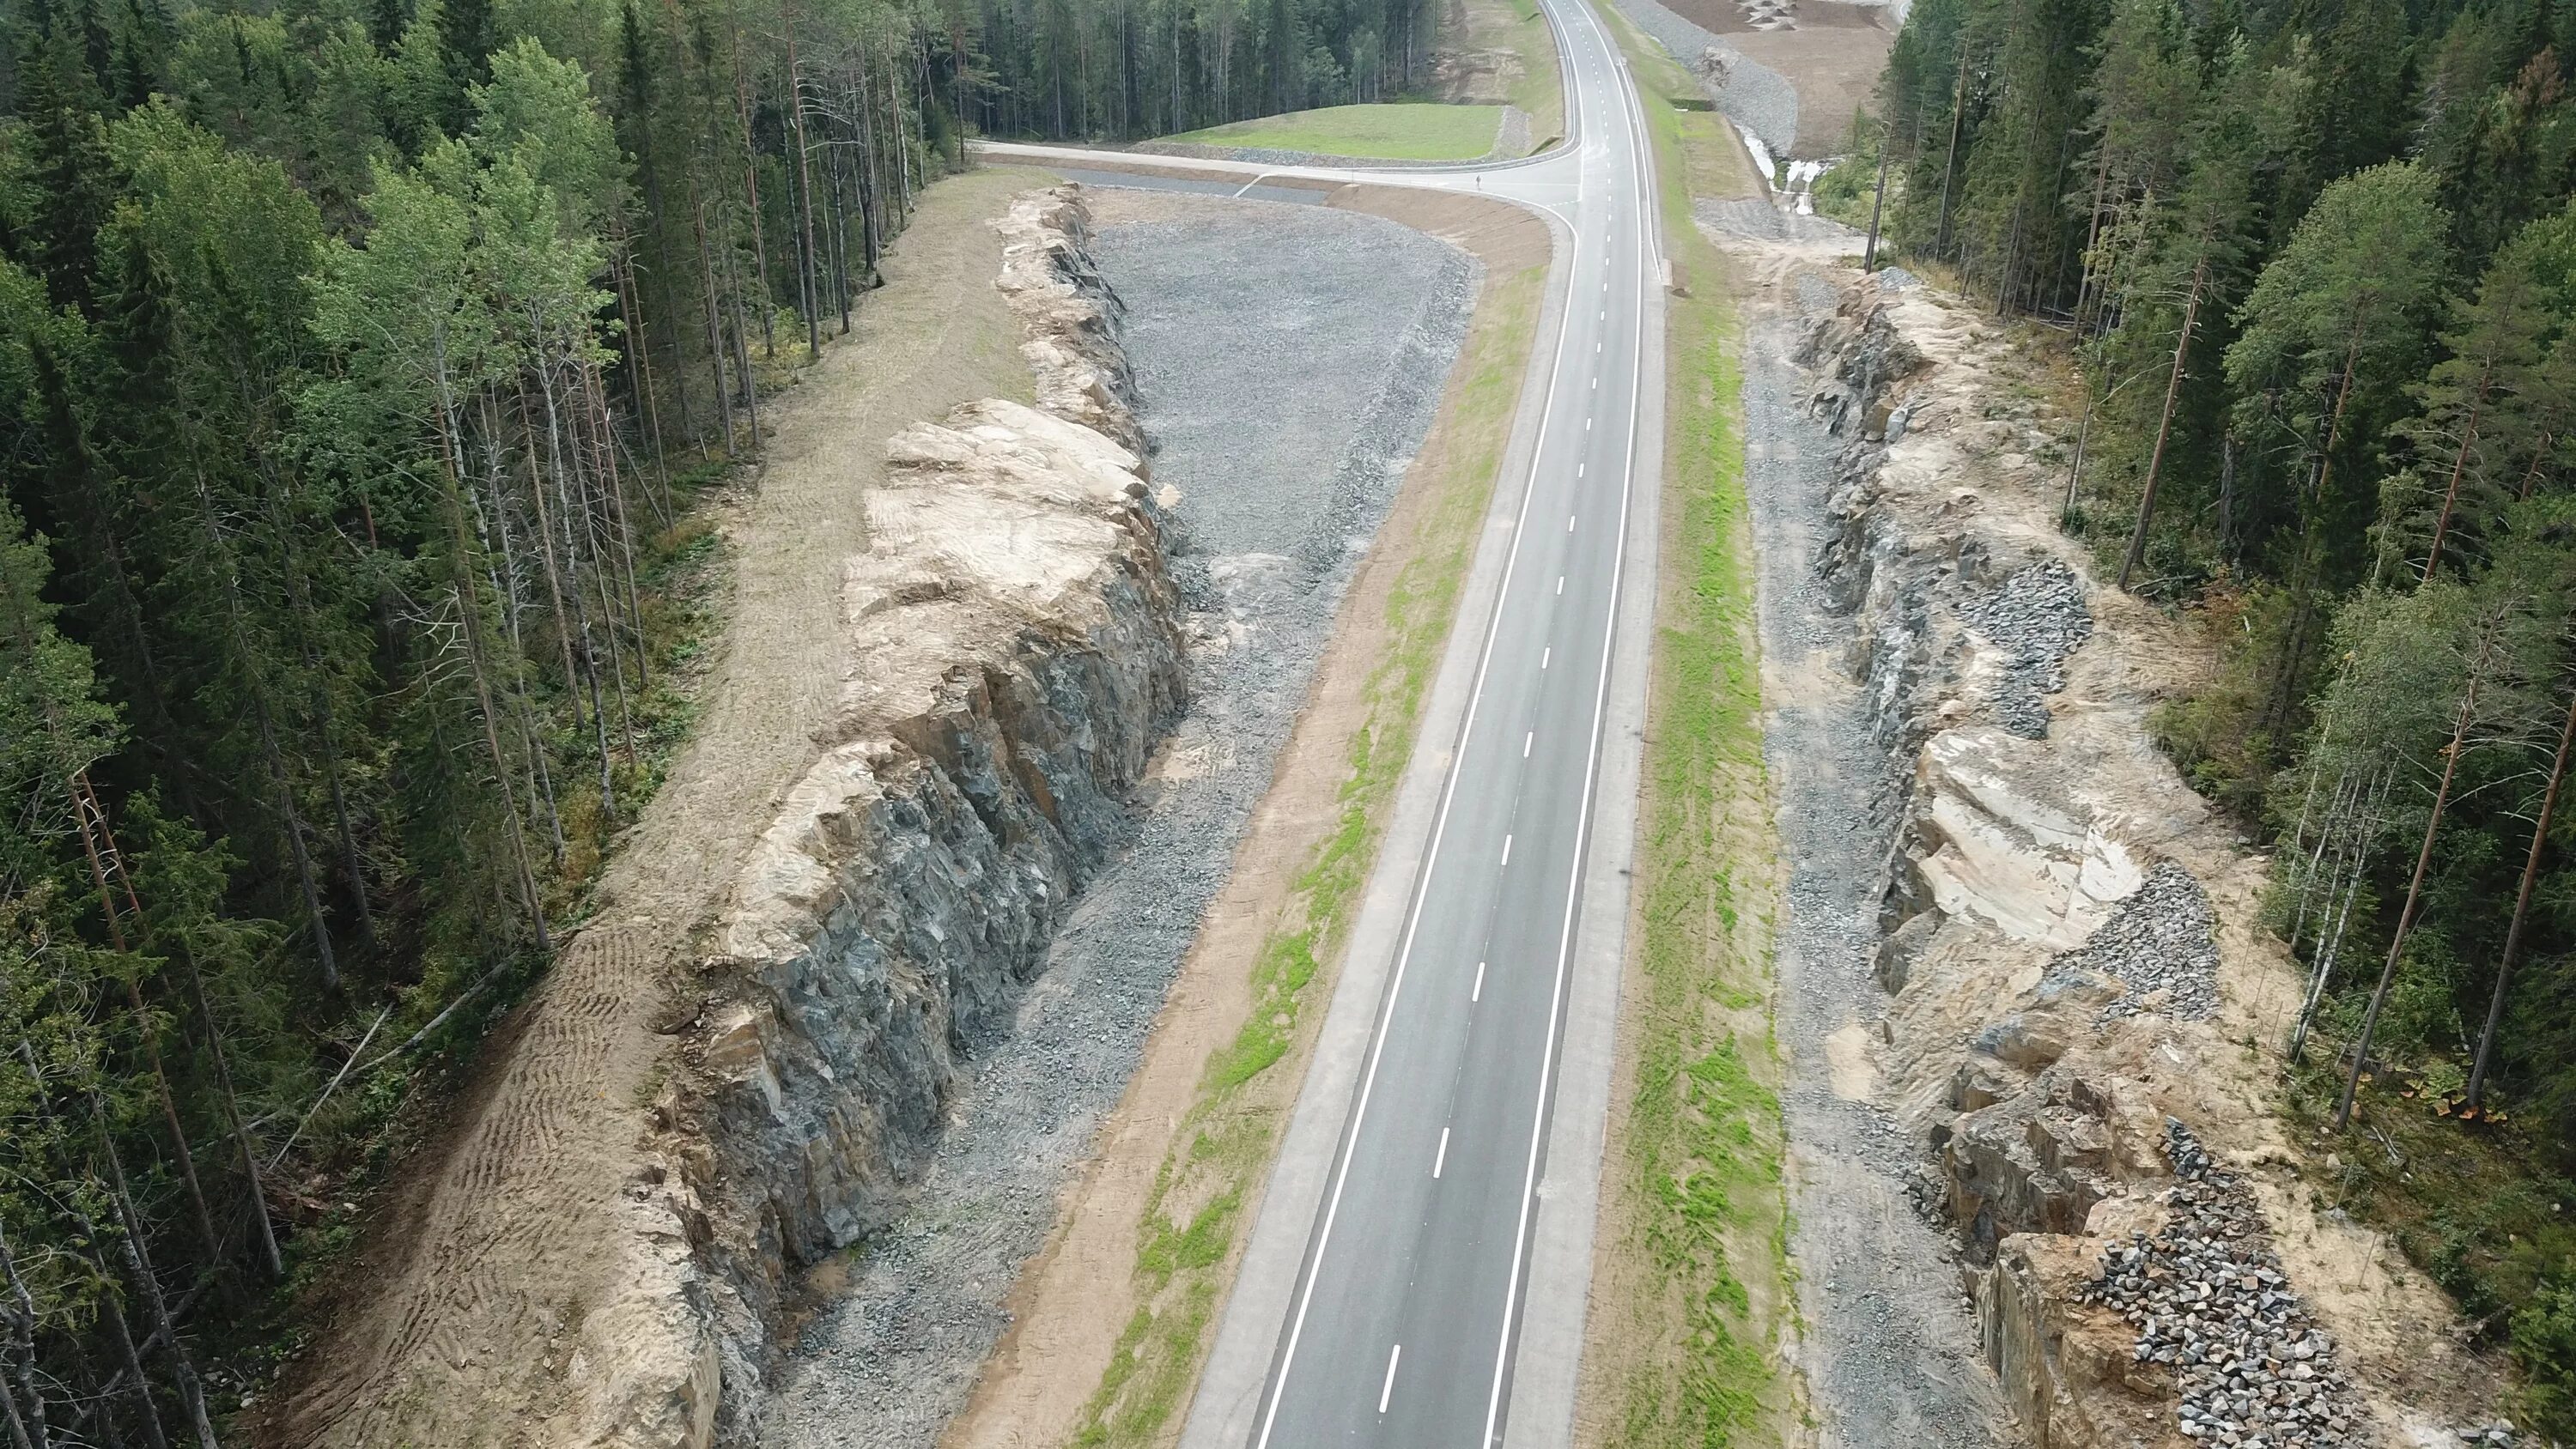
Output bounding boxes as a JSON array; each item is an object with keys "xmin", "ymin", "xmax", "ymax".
[
  {"xmin": 283, "ymin": 185, "xmax": 1182, "ymax": 1449},
  {"xmin": 679, "ymin": 187, "xmax": 1187, "ymax": 1446},
  {"xmin": 1777, "ymin": 270, "xmax": 2511, "ymax": 1448}
]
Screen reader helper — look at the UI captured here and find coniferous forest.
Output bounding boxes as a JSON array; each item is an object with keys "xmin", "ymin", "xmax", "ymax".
[
  {"xmin": 1870, "ymin": 0, "xmax": 2576, "ymax": 1425},
  {"xmin": 0, "ymin": 0, "xmax": 1436, "ymax": 1439}
]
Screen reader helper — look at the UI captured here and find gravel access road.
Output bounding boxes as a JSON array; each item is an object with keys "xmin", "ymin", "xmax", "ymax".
[{"xmin": 758, "ymin": 198, "xmax": 1474, "ymax": 1449}]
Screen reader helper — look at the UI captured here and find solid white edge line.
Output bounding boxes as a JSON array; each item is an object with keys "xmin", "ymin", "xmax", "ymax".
[
  {"xmin": 1379, "ymin": 1344, "xmax": 1402, "ymax": 1415},
  {"xmin": 1248, "ymin": 170, "xmax": 1587, "ymax": 1449},
  {"xmin": 1480, "ymin": 5, "xmax": 1656, "ymax": 1441},
  {"xmin": 1434, "ymin": 1128, "xmax": 1451, "ymax": 1179}
]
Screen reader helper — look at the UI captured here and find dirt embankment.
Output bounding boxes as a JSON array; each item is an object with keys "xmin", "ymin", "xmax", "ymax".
[
  {"xmin": 267, "ymin": 179, "xmax": 1182, "ymax": 1449},
  {"xmin": 1615, "ymin": 0, "xmax": 1893, "ymax": 159},
  {"xmin": 1752, "ymin": 246, "xmax": 2519, "ymax": 1448}
]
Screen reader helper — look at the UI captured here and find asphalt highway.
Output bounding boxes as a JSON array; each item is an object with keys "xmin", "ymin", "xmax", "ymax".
[{"xmin": 981, "ymin": 6, "xmax": 1666, "ymax": 1440}]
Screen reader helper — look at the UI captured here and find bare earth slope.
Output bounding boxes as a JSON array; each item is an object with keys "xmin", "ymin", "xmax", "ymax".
[{"xmin": 270, "ymin": 167, "xmax": 1048, "ymax": 1449}]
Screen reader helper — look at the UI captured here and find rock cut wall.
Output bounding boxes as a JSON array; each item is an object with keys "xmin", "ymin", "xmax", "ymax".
[
  {"xmin": 1794, "ymin": 275, "xmax": 2506, "ymax": 1449},
  {"xmin": 592, "ymin": 186, "xmax": 1188, "ymax": 1446}
]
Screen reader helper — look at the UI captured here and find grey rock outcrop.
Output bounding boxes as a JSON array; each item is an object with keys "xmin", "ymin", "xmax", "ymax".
[
  {"xmin": 1789, "ymin": 270, "xmax": 2500, "ymax": 1446},
  {"xmin": 662, "ymin": 188, "xmax": 1187, "ymax": 1442}
]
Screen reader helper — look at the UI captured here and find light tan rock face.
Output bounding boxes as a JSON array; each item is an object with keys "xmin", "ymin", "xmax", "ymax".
[
  {"xmin": 544, "ymin": 188, "xmax": 1185, "ymax": 1448},
  {"xmin": 1799, "ymin": 275, "xmax": 2500, "ymax": 1446},
  {"xmin": 683, "ymin": 391, "xmax": 1185, "ymax": 1434},
  {"xmin": 994, "ymin": 189, "xmax": 1145, "ymax": 455}
]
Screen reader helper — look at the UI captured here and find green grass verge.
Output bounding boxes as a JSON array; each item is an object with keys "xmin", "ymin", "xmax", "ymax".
[
  {"xmin": 1067, "ymin": 260, "xmax": 1549, "ymax": 1447},
  {"xmin": 1169, "ymin": 102, "xmax": 1506, "ymax": 161},
  {"xmin": 1493, "ymin": 0, "xmax": 1568, "ymax": 150},
  {"xmin": 1599, "ymin": 6, "xmax": 1799, "ymax": 1446}
]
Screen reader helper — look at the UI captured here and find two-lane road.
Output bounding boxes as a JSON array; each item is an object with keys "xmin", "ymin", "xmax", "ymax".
[
  {"xmin": 982, "ymin": 6, "xmax": 1667, "ymax": 1440},
  {"xmin": 1235, "ymin": 10, "xmax": 1661, "ymax": 1446}
]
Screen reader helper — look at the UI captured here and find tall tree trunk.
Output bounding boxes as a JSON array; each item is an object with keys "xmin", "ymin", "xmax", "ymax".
[
  {"xmin": 0, "ymin": 1224, "xmax": 46, "ymax": 1449},
  {"xmin": 275, "ymin": 519, "xmax": 376, "ymax": 948},
  {"xmin": 690, "ymin": 193, "xmax": 738, "ymax": 454},
  {"xmin": 1934, "ymin": 41, "xmax": 1971, "ymax": 258},
  {"xmin": 730, "ymin": 34, "xmax": 778, "ymax": 359},
  {"xmin": 433, "ymin": 391, "xmax": 554, "ymax": 951},
  {"xmin": 2120, "ymin": 254, "xmax": 2209, "ymax": 589},
  {"xmin": 2421, "ymin": 356, "xmax": 2494, "ymax": 587},
  {"xmin": 787, "ymin": 15, "xmax": 824, "ymax": 360},
  {"xmin": 174, "ymin": 937, "xmax": 283, "ymax": 1276},
  {"xmin": 1863, "ymin": 132, "xmax": 1892, "ymax": 273},
  {"xmin": 0, "ymin": 1362, "xmax": 35, "ymax": 1449},
  {"xmin": 93, "ymin": 1106, "xmax": 218, "ymax": 1449},
  {"xmin": 2466, "ymin": 677, "xmax": 2576, "ymax": 1110},
  {"xmin": 2336, "ymin": 628, "xmax": 2496, "ymax": 1131},
  {"xmin": 93, "ymin": 1283, "xmax": 164, "ymax": 1449}
]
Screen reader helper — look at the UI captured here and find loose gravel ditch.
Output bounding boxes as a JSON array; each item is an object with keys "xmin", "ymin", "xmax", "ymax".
[
  {"xmin": 1742, "ymin": 251, "xmax": 2015, "ymax": 1446},
  {"xmin": 758, "ymin": 194, "xmax": 1476, "ymax": 1448}
]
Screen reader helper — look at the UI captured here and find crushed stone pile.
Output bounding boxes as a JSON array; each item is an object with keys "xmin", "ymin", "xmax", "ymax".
[
  {"xmin": 1959, "ymin": 560, "xmax": 2092, "ymax": 738},
  {"xmin": 2084, "ymin": 1122, "xmax": 2378, "ymax": 1448},
  {"xmin": 2043, "ymin": 861, "xmax": 2221, "ymax": 1023}
]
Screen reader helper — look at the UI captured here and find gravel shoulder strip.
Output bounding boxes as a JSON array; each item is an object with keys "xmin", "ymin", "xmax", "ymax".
[{"xmin": 759, "ymin": 197, "xmax": 1476, "ymax": 1449}]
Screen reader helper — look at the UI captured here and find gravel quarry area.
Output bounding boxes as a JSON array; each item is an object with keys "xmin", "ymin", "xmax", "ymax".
[{"xmin": 759, "ymin": 191, "xmax": 1476, "ymax": 1448}]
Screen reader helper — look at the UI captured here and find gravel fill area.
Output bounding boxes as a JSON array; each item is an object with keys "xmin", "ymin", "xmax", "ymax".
[
  {"xmin": 2084, "ymin": 1123, "xmax": 2379, "ymax": 1448},
  {"xmin": 1959, "ymin": 559, "xmax": 2092, "ymax": 738},
  {"xmin": 759, "ymin": 199, "xmax": 1475, "ymax": 1447},
  {"xmin": 1610, "ymin": 0, "xmax": 1800, "ymax": 155},
  {"xmin": 1692, "ymin": 195, "xmax": 1856, "ymax": 244},
  {"xmin": 1747, "ymin": 264, "xmax": 2013, "ymax": 1444},
  {"xmin": 2048, "ymin": 861, "xmax": 2221, "ymax": 1023}
]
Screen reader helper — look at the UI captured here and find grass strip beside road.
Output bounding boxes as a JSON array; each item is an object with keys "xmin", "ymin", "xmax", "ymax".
[
  {"xmin": 1070, "ymin": 257, "xmax": 1549, "ymax": 1449},
  {"xmin": 1168, "ymin": 102, "xmax": 1507, "ymax": 161},
  {"xmin": 1578, "ymin": 10, "xmax": 1798, "ymax": 1448},
  {"xmin": 1501, "ymin": 0, "xmax": 1568, "ymax": 148}
]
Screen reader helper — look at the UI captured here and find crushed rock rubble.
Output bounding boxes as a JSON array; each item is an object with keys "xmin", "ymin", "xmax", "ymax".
[
  {"xmin": 2045, "ymin": 860, "xmax": 2221, "ymax": 1023},
  {"xmin": 1959, "ymin": 559, "xmax": 2092, "ymax": 738},
  {"xmin": 2083, "ymin": 1123, "xmax": 2386, "ymax": 1449}
]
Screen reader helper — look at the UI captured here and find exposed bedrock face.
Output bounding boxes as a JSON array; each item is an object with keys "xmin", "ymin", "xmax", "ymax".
[
  {"xmin": 702, "ymin": 397, "xmax": 1188, "ymax": 1272},
  {"xmin": 1789, "ymin": 276, "xmax": 2400, "ymax": 1449},
  {"xmin": 617, "ymin": 189, "xmax": 1188, "ymax": 1445}
]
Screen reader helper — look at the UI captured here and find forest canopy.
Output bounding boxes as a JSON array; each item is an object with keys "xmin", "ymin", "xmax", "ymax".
[{"xmin": 0, "ymin": 0, "xmax": 1454, "ymax": 1437}]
